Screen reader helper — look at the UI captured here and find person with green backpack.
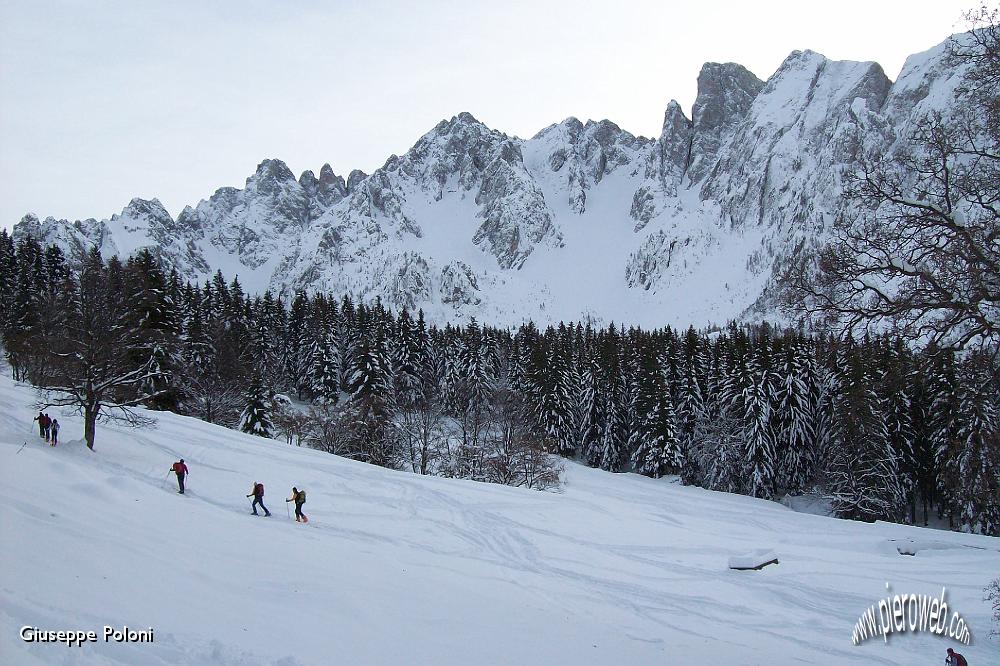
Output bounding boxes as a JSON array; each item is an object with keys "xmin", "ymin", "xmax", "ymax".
[{"xmin": 286, "ymin": 487, "xmax": 307, "ymax": 523}]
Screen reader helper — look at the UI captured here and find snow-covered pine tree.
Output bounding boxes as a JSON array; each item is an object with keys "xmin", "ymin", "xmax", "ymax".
[
  {"xmin": 619, "ymin": 332, "xmax": 641, "ymax": 466},
  {"xmin": 675, "ymin": 354, "xmax": 706, "ymax": 484},
  {"xmin": 631, "ymin": 381, "xmax": 682, "ymax": 478},
  {"xmin": 335, "ymin": 295, "xmax": 356, "ymax": 391},
  {"xmin": 123, "ymin": 249, "xmax": 181, "ymax": 410},
  {"xmin": 928, "ymin": 348, "xmax": 962, "ymax": 524},
  {"xmin": 240, "ymin": 381, "xmax": 274, "ymax": 437},
  {"xmin": 598, "ymin": 380, "xmax": 627, "ymax": 472},
  {"xmin": 727, "ymin": 341, "xmax": 778, "ymax": 500},
  {"xmin": 559, "ymin": 323, "xmax": 584, "ymax": 457},
  {"xmin": 7, "ymin": 237, "xmax": 45, "ymax": 362},
  {"xmin": 882, "ymin": 339, "xmax": 917, "ymax": 522},
  {"xmin": 344, "ymin": 313, "xmax": 398, "ymax": 467},
  {"xmin": 284, "ymin": 290, "xmax": 315, "ymax": 400},
  {"xmin": 460, "ymin": 318, "xmax": 494, "ymax": 410},
  {"xmin": 392, "ymin": 307, "xmax": 422, "ymax": 408},
  {"xmin": 774, "ymin": 340, "xmax": 815, "ymax": 494},
  {"xmin": 700, "ymin": 411, "xmax": 744, "ymax": 493},
  {"xmin": 529, "ymin": 331, "xmax": 575, "ymax": 457},
  {"xmin": 907, "ymin": 348, "xmax": 938, "ymax": 526},
  {"xmin": 949, "ymin": 355, "xmax": 1000, "ymax": 535},
  {"xmin": 580, "ymin": 354, "xmax": 604, "ymax": 466},
  {"xmin": 347, "ymin": 329, "xmax": 395, "ymax": 422},
  {"xmin": 440, "ymin": 327, "xmax": 465, "ymax": 415},
  {"xmin": 825, "ymin": 346, "xmax": 906, "ymax": 522},
  {"xmin": 0, "ymin": 230, "xmax": 17, "ymax": 340},
  {"xmin": 310, "ymin": 333, "xmax": 341, "ymax": 405}
]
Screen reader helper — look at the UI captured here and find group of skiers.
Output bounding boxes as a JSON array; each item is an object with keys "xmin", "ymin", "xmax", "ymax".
[
  {"xmin": 32, "ymin": 411, "xmax": 60, "ymax": 446},
  {"xmin": 169, "ymin": 459, "xmax": 308, "ymax": 522},
  {"xmin": 30, "ymin": 412, "xmax": 308, "ymax": 523}
]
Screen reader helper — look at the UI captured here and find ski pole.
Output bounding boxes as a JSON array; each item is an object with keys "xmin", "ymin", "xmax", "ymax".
[
  {"xmin": 16, "ymin": 441, "xmax": 27, "ymax": 455},
  {"xmin": 161, "ymin": 471, "xmax": 170, "ymax": 489},
  {"xmin": 286, "ymin": 502, "xmax": 290, "ymax": 519}
]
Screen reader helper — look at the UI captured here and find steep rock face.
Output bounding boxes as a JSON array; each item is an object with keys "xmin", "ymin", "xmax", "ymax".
[
  {"xmin": 532, "ymin": 118, "xmax": 653, "ymax": 215},
  {"xmin": 686, "ymin": 62, "xmax": 764, "ymax": 184},
  {"xmin": 382, "ymin": 113, "xmax": 562, "ymax": 269},
  {"xmin": 629, "ymin": 101, "xmax": 693, "ymax": 230},
  {"xmin": 658, "ymin": 101, "xmax": 693, "ymax": 187},
  {"xmin": 473, "ymin": 139, "xmax": 561, "ymax": 269},
  {"xmin": 11, "ymin": 35, "xmax": 975, "ymax": 327},
  {"xmin": 702, "ymin": 52, "xmax": 891, "ymax": 229}
]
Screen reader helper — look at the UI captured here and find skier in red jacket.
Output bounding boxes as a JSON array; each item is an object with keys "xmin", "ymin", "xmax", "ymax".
[
  {"xmin": 170, "ymin": 459, "xmax": 188, "ymax": 494},
  {"xmin": 946, "ymin": 648, "xmax": 968, "ymax": 666}
]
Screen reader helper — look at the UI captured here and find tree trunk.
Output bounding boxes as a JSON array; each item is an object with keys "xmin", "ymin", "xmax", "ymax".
[{"xmin": 84, "ymin": 401, "xmax": 98, "ymax": 450}]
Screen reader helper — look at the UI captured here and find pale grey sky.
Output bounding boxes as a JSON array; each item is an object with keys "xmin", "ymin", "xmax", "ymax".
[{"xmin": 0, "ymin": 0, "xmax": 969, "ymax": 229}]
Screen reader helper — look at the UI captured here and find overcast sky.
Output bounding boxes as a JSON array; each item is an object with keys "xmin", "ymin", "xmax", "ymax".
[{"xmin": 0, "ymin": 0, "xmax": 969, "ymax": 229}]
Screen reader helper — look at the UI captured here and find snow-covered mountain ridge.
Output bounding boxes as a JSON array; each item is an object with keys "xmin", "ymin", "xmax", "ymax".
[{"xmin": 12, "ymin": 34, "xmax": 976, "ymax": 328}]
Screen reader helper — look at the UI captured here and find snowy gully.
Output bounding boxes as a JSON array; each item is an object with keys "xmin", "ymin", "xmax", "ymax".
[{"xmin": 20, "ymin": 625, "xmax": 154, "ymax": 646}]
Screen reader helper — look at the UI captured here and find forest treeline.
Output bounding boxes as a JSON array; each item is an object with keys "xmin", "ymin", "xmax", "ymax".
[{"xmin": 2, "ymin": 231, "xmax": 998, "ymax": 534}]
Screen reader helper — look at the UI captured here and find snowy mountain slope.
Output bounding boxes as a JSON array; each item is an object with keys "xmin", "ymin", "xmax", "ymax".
[
  {"xmin": 2, "ymin": 376, "xmax": 998, "ymax": 665},
  {"xmin": 11, "ymin": 33, "xmax": 980, "ymax": 327}
]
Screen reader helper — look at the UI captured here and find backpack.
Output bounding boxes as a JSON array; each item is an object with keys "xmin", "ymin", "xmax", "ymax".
[
  {"xmin": 298, "ymin": 490, "xmax": 306, "ymax": 504},
  {"xmin": 254, "ymin": 483, "xmax": 264, "ymax": 496}
]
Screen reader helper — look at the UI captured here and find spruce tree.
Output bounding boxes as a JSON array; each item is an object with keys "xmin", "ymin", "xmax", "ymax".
[
  {"xmin": 310, "ymin": 333, "xmax": 341, "ymax": 405},
  {"xmin": 826, "ymin": 349, "xmax": 906, "ymax": 522},
  {"xmin": 775, "ymin": 342, "xmax": 815, "ymax": 494},
  {"xmin": 949, "ymin": 355, "xmax": 1000, "ymax": 535},
  {"xmin": 240, "ymin": 381, "xmax": 274, "ymax": 437},
  {"xmin": 631, "ymin": 384, "xmax": 682, "ymax": 478},
  {"xmin": 727, "ymin": 347, "xmax": 777, "ymax": 499}
]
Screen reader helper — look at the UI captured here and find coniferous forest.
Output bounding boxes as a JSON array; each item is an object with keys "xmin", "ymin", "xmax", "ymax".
[{"xmin": 2, "ymin": 231, "xmax": 999, "ymax": 536}]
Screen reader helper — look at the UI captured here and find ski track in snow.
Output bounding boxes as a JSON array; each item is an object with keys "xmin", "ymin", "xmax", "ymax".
[{"xmin": 1, "ymin": 376, "xmax": 998, "ymax": 665}]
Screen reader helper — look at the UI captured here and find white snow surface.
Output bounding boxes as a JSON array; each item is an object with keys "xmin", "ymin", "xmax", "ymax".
[{"xmin": 1, "ymin": 374, "xmax": 998, "ymax": 665}]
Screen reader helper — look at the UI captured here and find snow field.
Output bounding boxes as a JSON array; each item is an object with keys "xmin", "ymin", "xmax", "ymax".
[{"xmin": 1, "ymin": 374, "xmax": 998, "ymax": 665}]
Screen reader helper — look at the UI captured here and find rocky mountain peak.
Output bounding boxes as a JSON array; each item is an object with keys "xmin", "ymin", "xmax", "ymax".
[
  {"xmin": 661, "ymin": 100, "xmax": 691, "ymax": 135},
  {"xmin": 658, "ymin": 100, "xmax": 693, "ymax": 183},
  {"xmin": 687, "ymin": 61, "xmax": 764, "ymax": 183},
  {"xmin": 346, "ymin": 169, "xmax": 368, "ymax": 192},
  {"xmin": 118, "ymin": 198, "xmax": 172, "ymax": 223},
  {"xmin": 299, "ymin": 164, "xmax": 348, "ymax": 216},
  {"xmin": 298, "ymin": 169, "xmax": 318, "ymax": 189},
  {"xmin": 318, "ymin": 163, "xmax": 340, "ymax": 187},
  {"xmin": 246, "ymin": 158, "xmax": 298, "ymax": 198}
]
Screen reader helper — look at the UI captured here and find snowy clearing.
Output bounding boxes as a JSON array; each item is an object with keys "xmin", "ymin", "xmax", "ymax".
[{"xmin": 1, "ymin": 374, "xmax": 997, "ymax": 665}]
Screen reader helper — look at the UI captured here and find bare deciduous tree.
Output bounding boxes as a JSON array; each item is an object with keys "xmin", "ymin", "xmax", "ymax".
[
  {"xmin": 35, "ymin": 251, "xmax": 163, "ymax": 450},
  {"xmin": 481, "ymin": 388, "xmax": 563, "ymax": 491},
  {"xmin": 272, "ymin": 400, "xmax": 312, "ymax": 446},
  {"xmin": 395, "ymin": 398, "xmax": 448, "ymax": 475},
  {"xmin": 781, "ymin": 8, "xmax": 1000, "ymax": 351},
  {"xmin": 987, "ymin": 576, "xmax": 1000, "ymax": 637}
]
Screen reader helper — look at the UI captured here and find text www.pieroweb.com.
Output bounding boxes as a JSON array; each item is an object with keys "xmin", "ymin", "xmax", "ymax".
[{"xmin": 852, "ymin": 585, "xmax": 971, "ymax": 646}]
